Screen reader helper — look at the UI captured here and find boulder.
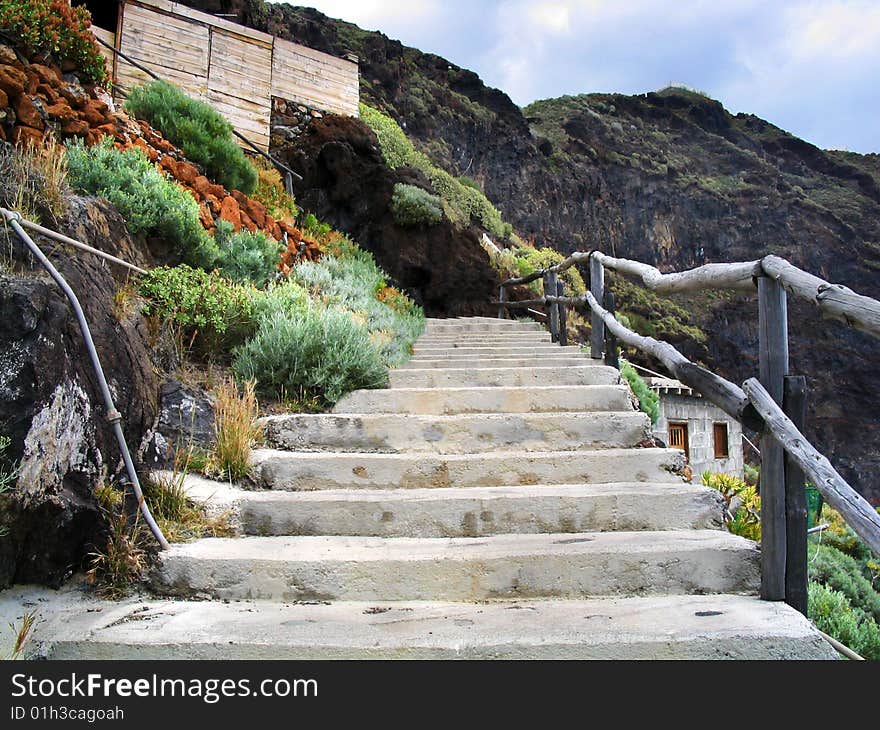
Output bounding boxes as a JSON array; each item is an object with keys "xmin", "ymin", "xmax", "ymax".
[{"xmin": 0, "ymin": 197, "xmax": 158, "ymax": 588}]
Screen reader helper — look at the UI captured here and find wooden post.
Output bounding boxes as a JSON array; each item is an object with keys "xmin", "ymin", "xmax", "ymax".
[
  {"xmin": 498, "ymin": 285, "xmax": 508, "ymax": 319},
  {"xmin": 556, "ymin": 280, "xmax": 568, "ymax": 346},
  {"xmin": 758, "ymin": 275, "xmax": 789, "ymax": 602},
  {"xmin": 590, "ymin": 255, "xmax": 605, "ymax": 359},
  {"xmin": 544, "ymin": 272, "xmax": 560, "ymax": 343},
  {"xmin": 604, "ymin": 291, "xmax": 620, "ymax": 369},
  {"xmin": 784, "ymin": 375, "xmax": 808, "ymax": 616}
]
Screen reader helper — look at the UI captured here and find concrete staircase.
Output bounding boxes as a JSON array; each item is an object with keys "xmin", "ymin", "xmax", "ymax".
[{"xmin": 26, "ymin": 317, "xmax": 835, "ymax": 659}]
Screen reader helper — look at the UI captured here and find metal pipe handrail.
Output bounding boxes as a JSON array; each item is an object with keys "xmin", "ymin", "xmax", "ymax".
[
  {"xmin": 2, "ymin": 208, "xmax": 169, "ymax": 550},
  {"xmin": 92, "ymin": 35, "xmax": 302, "ymax": 186},
  {"xmin": 15, "ymin": 217, "xmax": 147, "ymax": 275}
]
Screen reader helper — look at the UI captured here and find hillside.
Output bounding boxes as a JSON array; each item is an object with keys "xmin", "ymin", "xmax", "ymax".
[{"xmin": 181, "ymin": 1, "xmax": 880, "ymax": 506}]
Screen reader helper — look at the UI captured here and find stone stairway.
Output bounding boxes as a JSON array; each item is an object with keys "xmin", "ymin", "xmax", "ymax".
[{"xmin": 23, "ymin": 317, "xmax": 835, "ymax": 659}]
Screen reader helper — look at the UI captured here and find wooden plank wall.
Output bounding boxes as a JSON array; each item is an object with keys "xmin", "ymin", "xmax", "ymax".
[
  {"xmin": 98, "ymin": 0, "xmax": 358, "ymax": 152},
  {"xmin": 271, "ymin": 38, "xmax": 359, "ymax": 117}
]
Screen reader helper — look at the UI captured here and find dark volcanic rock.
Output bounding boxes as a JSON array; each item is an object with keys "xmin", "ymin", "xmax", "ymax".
[
  {"xmin": 0, "ymin": 197, "xmax": 158, "ymax": 587},
  {"xmin": 276, "ymin": 115, "xmax": 497, "ymax": 316},
  {"xmin": 142, "ymin": 380, "xmax": 216, "ymax": 469}
]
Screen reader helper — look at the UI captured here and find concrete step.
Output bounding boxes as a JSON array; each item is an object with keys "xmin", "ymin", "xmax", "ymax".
[
  {"xmin": 417, "ymin": 334, "xmax": 553, "ymax": 345},
  {"xmin": 261, "ymin": 411, "xmax": 649, "ymax": 454},
  {"xmin": 425, "ymin": 323, "xmax": 545, "ymax": 334},
  {"xmin": 389, "ymin": 366, "xmax": 616, "ymax": 389},
  {"xmin": 150, "ymin": 530, "xmax": 760, "ymax": 602},
  {"xmin": 411, "ymin": 346, "xmax": 585, "ymax": 358},
  {"xmin": 401, "ymin": 357, "xmax": 602, "ymax": 370},
  {"xmin": 251, "ymin": 447, "xmax": 685, "ymax": 491},
  {"xmin": 334, "ymin": 385, "xmax": 631, "ymax": 415},
  {"xmin": 18, "ymin": 589, "xmax": 834, "ymax": 660},
  {"xmin": 213, "ymin": 482, "xmax": 724, "ymax": 537}
]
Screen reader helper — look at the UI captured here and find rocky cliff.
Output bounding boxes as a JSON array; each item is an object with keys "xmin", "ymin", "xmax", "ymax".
[{"xmin": 183, "ymin": 1, "xmax": 880, "ymax": 505}]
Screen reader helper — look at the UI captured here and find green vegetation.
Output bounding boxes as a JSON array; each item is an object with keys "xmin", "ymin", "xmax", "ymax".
[
  {"xmin": 138, "ymin": 266, "xmax": 257, "ymax": 359},
  {"xmin": 810, "ymin": 545, "xmax": 880, "ymax": 624},
  {"xmin": 66, "ymin": 139, "xmax": 219, "ymax": 268},
  {"xmin": 290, "ymin": 252, "xmax": 425, "ymax": 368},
  {"xmin": 251, "ymin": 162, "xmax": 299, "ymax": 221},
  {"xmin": 809, "ymin": 582, "xmax": 880, "ymax": 659},
  {"xmin": 702, "ymin": 471, "xmax": 761, "ymax": 542},
  {"xmin": 619, "ymin": 360, "xmax": 660, "ymax": 424},
  {"xmin": 359, "ymin": 103, "xmax": 513, "ymax": 239},
  {"xmin": 142, "ymin": 468, "xmax": 233, "ymax": 543},
  {"xmin": 610, "ymin": 276, "xmax": 708, "ymax": 345},
  {"xmin": 87, "ymin": 502, "xmax": 147, "ymax": 599},
  {"xmin": 124, "ymin": 80, "xmax": 257, "ymax": 194},
  {"xmin": 0, "ymin": 0, "xmax": 107, "ymax": 84},
  {"xmin": 214, "ymin": 220, "xmax": 282, "ymax": 288},
  {"xmin": 512, "ymin": 246, "xmax": 587, "ymax": 296},
  {"xmin": 0, "ymin": 435, "xmax": 16, "ymax": 539},
  {"xmin": 233, "ymin": 303, "xmax": 388, "ymax": 408},
  {"xmin": 390, "ymin": 183, "xmax": 443, "ymax": 227}
]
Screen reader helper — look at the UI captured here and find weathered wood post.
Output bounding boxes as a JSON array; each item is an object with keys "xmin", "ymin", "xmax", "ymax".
[
  {"xmin": 590, "ymin": 254, "xmax": 605, "ymax": 360},
  {"xmin": 544, "ymin": 271, "xmax": 560, "ymax": 343},
  {"xmin": 784, "ymin": 375, "xmax": 808, "ymax": 615},
  {"xmin": 498, "ymin": 285, "xmax": 508, "ymax": 319},
  {"xmin": 758, "ymin": 275, "xmax": 789, "ymax": 602},
  {"xmin": 604, "ymin": 290, "xmax": 620, "ymax": 369},
  {"xmin": 556, "ymin": 280, "xmax": 568, "ymax": 346}
]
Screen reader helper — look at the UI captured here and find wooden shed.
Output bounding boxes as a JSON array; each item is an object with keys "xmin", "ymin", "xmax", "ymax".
[{"xmin": 81, "ymin": 0, "xmax": 359, "ymax": 151}]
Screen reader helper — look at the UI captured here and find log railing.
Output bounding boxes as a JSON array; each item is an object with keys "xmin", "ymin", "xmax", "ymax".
[{"xmin": 496, "ymin": 251, "xmax": 880, "ymax": 613}]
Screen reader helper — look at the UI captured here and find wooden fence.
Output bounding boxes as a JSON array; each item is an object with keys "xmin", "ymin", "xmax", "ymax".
[
  {"xmin": 94, "ymin": 0, "xmax": 359, "ymax": 151},
  {"xmin": 497, "ymin": 252, "xmax": 880, "ymax": 616}
]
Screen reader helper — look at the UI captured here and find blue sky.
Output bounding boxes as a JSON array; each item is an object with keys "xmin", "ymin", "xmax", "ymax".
[{"xmin": 284, "ymin": 0, "xmax": 880, "ymax": 153}]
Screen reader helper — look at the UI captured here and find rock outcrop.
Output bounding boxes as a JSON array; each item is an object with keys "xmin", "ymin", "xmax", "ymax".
[{"xmin": 0, "ymin": 198, "xmax": 158, "ymax": 587}]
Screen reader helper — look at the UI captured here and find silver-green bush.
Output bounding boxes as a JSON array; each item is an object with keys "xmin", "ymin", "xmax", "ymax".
[{"xmin": 390, "ymin": 183, "xmax": 443, "ymax": 227}]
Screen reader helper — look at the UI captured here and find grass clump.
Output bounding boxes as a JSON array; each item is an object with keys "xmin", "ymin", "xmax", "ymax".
[
  {"xmin": 0, "ymin": 138, "xmax": 69, "ymax": 226},
  {"xmin": 142, "ymin": 469, "xmax": 233, "ymax": 543},
  {"xmin": 124, "ymin": 80, "xmax": 257, "ymax": 194},
  {"xmin": 619, "ymin": 359, "xmax": 660, "ymax": 424},
  {"xmin": 513, "ymin": 246, "xmax": 587, "ymax": 296},
  {"xmin": 251, "ymin": 160, "xmax": 299, "ymax": 221},
  {"xmin": 359, "ymin": 103, "xmax": 513, "ymax": 239},
  {"xmin": 0, "ymin": 0, "xmax": 107, "ymax": 84},
  {"xmin": 211, "ymin": 378, "xmax": 261, "ymax": 482},
  {"xmin": 809, "ymin": 582, "xmax": 880, "ymax": 659},
  {"xmin": 86, "ymin": 502, "xmax": 147, "ymax": 600},
  {"xmin": 138, "ymin": 265, "xmax": 257, "ymax": 360},
  {"xmin": 66, "ymin": 138, "xmax": 219, "ymax": 268},
  {"xmin": 390, "ymin": 183, "xmax": 443, "ymax": 227},
  {"xmin": 233, "ymin": 303, "xmax": 389, "ymax": 408}
]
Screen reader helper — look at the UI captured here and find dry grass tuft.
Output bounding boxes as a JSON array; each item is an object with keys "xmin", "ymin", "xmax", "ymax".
[
  {"xmin": 87, "ymin": 506, "xmax": 148, "ymax": 600},
  {"xmin": 212, "ymin": 378, "xmax": 261, "ymax": 482}
]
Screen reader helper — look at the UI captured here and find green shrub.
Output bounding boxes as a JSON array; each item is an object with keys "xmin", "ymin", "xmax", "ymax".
[
  {"xmin": 619, "ymin": 359, "xmax": 660, "ymax": 424},
  {"xmin": 359, "ymin": 103, "xmax": 512, "ymax": 238},
  {"xmin": 0, "ymin": 0, "xmax": 107, "ymax": 84},
  {"xmin": 291, "ymin": 252, "xmax": 424, "ymax": 368},
  {"xmin": 66, "ymin": 138, "xmax": 218, "ymax": 268},
  {"xmin": 513, "ymin": 246, "xmax": 587, "ymax": 295},
  {"xmin": 820, "ymin": 505, "xmax": 874, "ymax": 563},
  {"xmin": 124, "ymin": 80, "xmax": 257, "ymax": 194},
  {"xmin": 358, "ymin": 103, "xmax": 413, "ymax": 169},
  {"xmin": 809, "ymin": 582, "xmax": 880, "ymax": 659},
  {"xmin": 390, "ymin": 183, "xmax": 443, "ymax": 227},
  {"xmin": 214, "ymin": 220, "xmax": 282, "ymax": 288},
  {"xmin": 233, "ymin": 304, "xmax": 388, "ymax": 407},
  {"xmin": 139, "ymin": 266, "xmax": 257, "ymax": 358},
  {"xmin": 300, "ymin": 212, "xmax": 332, "ymax": 240},
  {"xmin": 810, "ymin": 545, "xmax": 880, "ymax": 624}
]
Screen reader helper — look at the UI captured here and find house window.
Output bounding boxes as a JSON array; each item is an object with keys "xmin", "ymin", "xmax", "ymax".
[
  {"xmin": 713, "ymin": 423, "xmax": 730, "ymax": 459},
  {"xmin": 668, "ymin": 423, "xmax": 689, "ymax": 459}
]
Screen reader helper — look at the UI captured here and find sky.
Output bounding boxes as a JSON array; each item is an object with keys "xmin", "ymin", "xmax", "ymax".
[{"xmin": 280, "ymin": 0, "xmax": 880, "ymax": 153}]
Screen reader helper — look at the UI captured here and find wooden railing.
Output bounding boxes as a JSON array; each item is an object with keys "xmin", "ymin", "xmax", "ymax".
[{"xmin": 496, "ymin": 252, "xmax": 880, "ymax": 615}]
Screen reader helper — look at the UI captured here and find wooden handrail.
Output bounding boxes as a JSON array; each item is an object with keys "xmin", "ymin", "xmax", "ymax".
[
  {"xmin": 762, "ymin": 255, "xmax": 880, "ymax": 339},
  {"xmin": 744, "ymin": 379, "xmax": 880, "ymax": 555},
  {"xmin": 499, "ymin": 250, "xmax": 880, "ymax": 340},
  {"xmin": 495, "ymin": 248, "xmax": 880, "ymax": 577}
]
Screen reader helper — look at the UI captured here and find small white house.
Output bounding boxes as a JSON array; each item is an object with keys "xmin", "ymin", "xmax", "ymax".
[{"xmin": 647, "ymin": 377, "xmax": 744, "ymax": 482}]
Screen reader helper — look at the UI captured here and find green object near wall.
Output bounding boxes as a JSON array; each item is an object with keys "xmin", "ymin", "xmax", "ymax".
[{"xmin": 806, "ymin": 485, "xmax": 824, "ymax": 530}]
